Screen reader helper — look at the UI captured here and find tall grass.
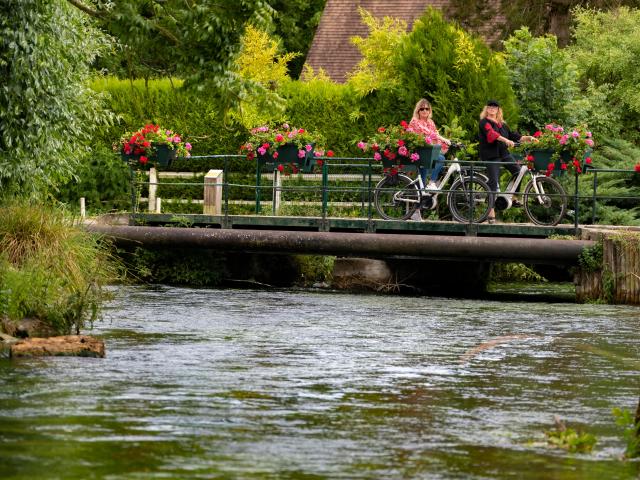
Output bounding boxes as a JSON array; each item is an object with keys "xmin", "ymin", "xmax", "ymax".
[{"xmin": 0, "ymin": 200, "xmax": 121, "ymax": 335}]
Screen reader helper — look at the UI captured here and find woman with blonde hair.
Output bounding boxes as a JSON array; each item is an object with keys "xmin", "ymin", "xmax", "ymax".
[
  {"xmin": 479, "ymin": 99, "xmax": 536, "ymax": 223},
  {"xmin": 408, "ymin": 98, "xmax": 450, "ymax": 190}
]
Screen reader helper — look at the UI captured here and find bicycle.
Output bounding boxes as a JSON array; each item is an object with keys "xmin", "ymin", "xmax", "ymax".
[
  {"xmin": 373, "ymin": 144, "xmax": 493, "ymax": 223},
  {"xmin": 493, "ymin": 159, "xmax": 568, "ymax": 226}
]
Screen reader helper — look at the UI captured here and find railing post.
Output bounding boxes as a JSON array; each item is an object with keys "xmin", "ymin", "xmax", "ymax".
[
  {"xmin": 256, "ymin": 159, "xmax": 262, "ymax": 214},
  {"xmin": 592, "ymin": 171, "xmax": 598, "ymax": 225},
  {"xmin": 203, "ymin": 169, "xmax": 223, "ymax": 215},
  {"xmin": 273, "ymin": 169, "xmax": 281, "ymax": 215},
  {"xmin": 80, "ymin": 197, "xmax": 86, "ymax": 218},
  {"xmin": 148, "ymin": 167, "xmax": 157, "ymax": 212},
  {"xmin": 574, "ymin": 171, "xmax": 579, "ymax": 233},
  {"xmin": 223, "ymin": 156, "xmax": 229, "ymax": 226},
  {"xmin": 322, "ymin": 160, "xmax": 329, "ymax": 217}
]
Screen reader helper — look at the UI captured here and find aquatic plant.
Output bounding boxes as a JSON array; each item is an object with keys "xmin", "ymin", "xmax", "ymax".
[{"xmin": 545, "ymin": 417, "xmax": 596, "ymax": 453}]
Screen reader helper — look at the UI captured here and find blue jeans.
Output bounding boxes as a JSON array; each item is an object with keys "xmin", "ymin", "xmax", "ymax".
[{"xmin": 420, "ymin": 154, "xmax": 445, "ymax": 184}]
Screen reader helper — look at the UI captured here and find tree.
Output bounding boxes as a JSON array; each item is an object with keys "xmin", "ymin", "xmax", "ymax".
[
  {"xmin": 447, "ymin": 0, "xmax": 638, "ymax": 47},
  {"xmin": 567, "ymin": 7, "xmax": 640, "ymax": 143},
  {"xmin": 503, "ymin": 28, "xmax": 578, "ymax": 132},
  {"xmin": 396, "ymin": 8, "xmax": 518, "ymax": 137},
  {"xmin": 267, "ymin": 0, "xmax": 327, "ymax": 79},
  {"xmin": 0, "ymin": 0, "xmax": 111, "ymax": 196}
]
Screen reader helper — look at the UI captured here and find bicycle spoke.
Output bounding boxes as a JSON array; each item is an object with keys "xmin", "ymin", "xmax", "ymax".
[
  {"xmin": 447, "ymin": 177, "xmax": 492, "ymax": 223},
  {"xmin": 374, "ymin": 174, "xmax": 420, "ymax": 220},
  {"xmin": 523, "ymin": 176, "xmax": 567, "ymax": 226}
]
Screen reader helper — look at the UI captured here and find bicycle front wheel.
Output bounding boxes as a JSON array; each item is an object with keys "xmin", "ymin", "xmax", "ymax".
[
  {"xmin": 523, "ymin": 176, "xmax": 567, "ymax": 226},
  {"xmin": 373, "ymin": 174, "xmax": 420, "ymax": 220},
  {"xmin": 447, "ymin": 177, "xmax": 492, "ymax": 223}
]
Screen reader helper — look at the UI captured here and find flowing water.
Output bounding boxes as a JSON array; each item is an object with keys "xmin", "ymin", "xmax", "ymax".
[{"xmin": 1, "ymin": 285, "xmax": 640, "ymax": 479}]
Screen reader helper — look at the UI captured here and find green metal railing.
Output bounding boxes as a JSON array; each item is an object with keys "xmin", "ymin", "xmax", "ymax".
[{"xmin": 128, "ymin": 154, "xmax": 640, "ymax": 230}]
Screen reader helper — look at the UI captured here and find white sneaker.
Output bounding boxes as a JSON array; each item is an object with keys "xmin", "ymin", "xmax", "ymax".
[
  {"xmin": 426, "ymin": 181, "xmax": 438, "ymax": 191},
  {"xmin": 409, "ymin": 210, "xmax": 423, "ymax": 221}
]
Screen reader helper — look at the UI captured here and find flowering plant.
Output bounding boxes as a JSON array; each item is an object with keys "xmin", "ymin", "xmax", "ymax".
[
  {"xmin": 516, "ymin": 123, "xmax": 594, "ymax": 175},
  {"xmin": 116, "ymin": 124, "xmax": 192, "ymax": 167},
  {"xmin": 357, "ymin": 122, "xmax": 441, "ymax": 172},
  {"xmin": 240, "ymin": 123, "xmax": 331, "ymax": 174}
]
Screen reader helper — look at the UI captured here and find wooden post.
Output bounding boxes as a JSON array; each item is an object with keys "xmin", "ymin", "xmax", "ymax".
[
  {"xmin": 148, "ymin": 167, "xmax": 157, "ymax": 213},
  {"xmin": 273, "ymin": 170, "xmax": 282, "ymax": 215},
  {"xmin": 204, "ymin": 169, "xmax": 223, "ymax": 215},
  {"xmin": 80, "ymin": 197, "xmax": 86, "ymax": 218}
]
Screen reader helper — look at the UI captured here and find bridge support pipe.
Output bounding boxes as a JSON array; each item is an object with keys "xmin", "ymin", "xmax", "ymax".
[{"xmin": 87, "ymin": 225, "xmax": 594, "ymax": 265}]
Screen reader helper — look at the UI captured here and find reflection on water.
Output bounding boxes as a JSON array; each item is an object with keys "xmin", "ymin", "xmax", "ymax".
[{"xmin": 1, "ymin": 285, "xmax": 640, "ymax": 479}]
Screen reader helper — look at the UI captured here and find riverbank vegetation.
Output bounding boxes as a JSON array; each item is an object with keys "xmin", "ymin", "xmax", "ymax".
[{"xmin": 0, "ymin": 201, "xmax": 121, "ymax": 335}]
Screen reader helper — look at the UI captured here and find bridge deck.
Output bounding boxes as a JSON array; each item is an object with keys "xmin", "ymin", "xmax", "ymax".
[{"xmin": 132, "ymin": 213, "xmax": 579, "ymax": 238}]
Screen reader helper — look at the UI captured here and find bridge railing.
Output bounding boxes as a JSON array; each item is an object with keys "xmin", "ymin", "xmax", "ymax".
[{"xmin": 126, "ymin": 154, "xmax": 640, "ymax": 227}]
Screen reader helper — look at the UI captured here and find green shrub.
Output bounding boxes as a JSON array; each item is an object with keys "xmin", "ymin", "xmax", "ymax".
[{"xmin": 0, "ymin": 200, "xmax": 121, "ymax": 334}]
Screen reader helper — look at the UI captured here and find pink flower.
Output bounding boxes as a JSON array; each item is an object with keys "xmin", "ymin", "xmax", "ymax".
[
  {"xmin": 571, "ymin": 131, "xmax": 579, "ymax": 138},
  {"xmin": 410, "ymin": 153, "xmax": 419, "ymax": 161},
  {"xmin": 585, "ymin": 139, "xmax": 594, "ymax": 147},
  {"xmin": 398, "ymin": 146, "xmax": 408, "ymax": 156},
  {"xmin": 305, "ymin": 144, "xmax": 312, "ymax": 152},
  {"xmin": 257, "ymin": 147, "xmax": 267, "ymax": 155},
  {"xmin": 374, "ymin": 152, "xmax": 382, "ymax": 161},
  {"xmin": 586, "ymin": 131, "xmax": 592, "ymax": 138},
  {"xmin": 357, "ymin": 141, "xmax": 367, "ymax": 151},
  {"xmin": 173, "ymin": 136, "xmax": 181, "ymax": 143},
  {"xmin": 559, "ymin": 135, "xmax": 568, "ymax": 145},
  {"xmin": 298, "ymin": 150, "xmax": 305, "ymax": 158},
  {"xmin": 273, "ymin": 151, "xmax": 279, "ymax": 159},
  {"xmin": 185, "ymin": 143, "xmax": 192, "ymax": 150}
]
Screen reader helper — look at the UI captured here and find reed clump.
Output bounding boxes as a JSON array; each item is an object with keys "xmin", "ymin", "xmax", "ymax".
[{"xmin": 0, "ymin": 200, "xmax": 121, "ymax": 335}]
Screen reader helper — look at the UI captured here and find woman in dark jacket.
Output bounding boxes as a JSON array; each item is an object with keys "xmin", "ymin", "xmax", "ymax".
[{"xmin": 479, "ymin": 99, "xmax": 536, "ymax": 223}]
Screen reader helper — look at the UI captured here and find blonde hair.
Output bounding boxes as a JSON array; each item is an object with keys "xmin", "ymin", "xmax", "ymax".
[
  {"xmin": 479, "ymin": 105, "xmax": 504, "ymax": 124},
  {"xmin": 412, "ymin": 99, "xmax": 432, "ymax": 121}
]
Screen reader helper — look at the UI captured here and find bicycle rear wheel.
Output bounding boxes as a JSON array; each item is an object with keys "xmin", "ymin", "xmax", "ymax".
[
  {"xmin": 447, "ymin": 177, "xmax": 492, "ymax": 223},
  {"xmin": 523, "ymin": 176, "xmax": 567, "ymax": 226},
  {"xmin": 374, "ymin": 174, "xmax": 420, "ymax": 220}
]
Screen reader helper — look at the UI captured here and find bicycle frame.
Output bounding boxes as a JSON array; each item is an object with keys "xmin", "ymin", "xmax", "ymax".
[
  {"xmin": 496, "ymin": 164, "xmax": 554, "ymax": 209},
  {"xmin": 392, "ymin": 159, "xmax": 464, "ymax": 209}
]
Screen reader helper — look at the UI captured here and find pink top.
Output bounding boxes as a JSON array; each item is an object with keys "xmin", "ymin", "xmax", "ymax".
[{"xmin": 408, "ymin": 118, "xmax": 449, "ymax": 154}]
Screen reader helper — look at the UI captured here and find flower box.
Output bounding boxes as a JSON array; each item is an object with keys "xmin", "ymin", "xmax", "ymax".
[
  {"xmin": 381, "ymin": 144, "xmax": 441, "ymax": 172},
  {"xmin": 117, "ymin": 124, "xmax": 191, "ymax": 170},
  {"xmin": 257, "ymin": 143, "xmax": 315, "ymax": 173},
  {"xmin": 242, "ymin": 124, "xmax": 326, "ymax": 175}
]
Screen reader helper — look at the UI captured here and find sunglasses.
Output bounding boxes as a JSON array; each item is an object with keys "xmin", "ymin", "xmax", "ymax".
[{"xmin": 418, "ymin": 107, "xmax": 431, "ymax": 111}]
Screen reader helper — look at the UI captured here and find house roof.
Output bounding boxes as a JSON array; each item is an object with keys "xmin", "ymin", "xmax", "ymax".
[{"xmin": 305, "ymin": 0, "xmax": 500, "ymax": 83}]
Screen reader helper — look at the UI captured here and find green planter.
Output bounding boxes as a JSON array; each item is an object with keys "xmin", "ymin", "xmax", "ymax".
[
  {"xmin": 528, "ymin": 149, "xmax": 563, "ymax": 175},
  {"xmin": 258, "ymin": 143, "xmax": 315, "ymax": 173},
  {"xmin": 154, "ymin": 144, "xmax": 177, "ymax": 168},
  {"xmin": 381, "ymin": 145, "xmax": 441, "ymax": 172}
]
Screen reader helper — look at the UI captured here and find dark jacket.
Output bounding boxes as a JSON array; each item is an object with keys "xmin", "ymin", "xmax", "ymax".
[{"xmin": 478, "ymin": 118, "xmax": 522, "ymax": 161}]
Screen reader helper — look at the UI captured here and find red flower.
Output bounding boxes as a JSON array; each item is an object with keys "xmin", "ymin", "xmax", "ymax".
[
  {"xmin": 400, "ymin": 120, "xmax": 408, "ymax": 128},
  {"xmin": 316, "ymin": 159, "xmax": 324, "ymax": 166},
  {"xmin": 298, "ymin": 129, "xmax": 305, "ymax": 134},
  {"xmin": 533, "ymin": 131, "xmax": 542, "ymax": 138},
  {"xmin": 634, "ymin": 163, "xmax": 640, "ymax": 172},
  {"xmin": 326, "ymin": 150, "xmax": 334, "ymax": 157},
  {"xmin": 378, "ymin": 127, "xmax": 386, "ymax": 133},
  {"xmin": 277, "ymin": 164, "xmax": 284, "ymax": 172},
  {"xmin": 526, "ymin": 155, "xmax": 534, "ymax": 162},
  {"xmin": 397, "ymin": 139, "xmax": 405, "ymax": 146},
  {"xmin": 139, "ymin": 156, "xmax": 148, "ymax": 165},
  {"xmin": 273, "ymin": 151, "xmax": 279, "ymax": 159},
  {"xmin": 585, "ymin": 157, "xmax": 592, "ymax": 164},
  {"xmin": 560, "ymin": 162, "xmax": 567, "ymax": 170}
]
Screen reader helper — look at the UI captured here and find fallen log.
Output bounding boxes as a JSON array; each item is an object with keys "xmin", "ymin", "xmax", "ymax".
[{"xmin": 10, "ymin": 335, "xmax": 105, "ymax": 358}]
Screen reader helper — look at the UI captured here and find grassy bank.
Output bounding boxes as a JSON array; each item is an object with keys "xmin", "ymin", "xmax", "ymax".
[{"xmin": 0, "ymin": 200, "xmax": 121, "ymax": 336}]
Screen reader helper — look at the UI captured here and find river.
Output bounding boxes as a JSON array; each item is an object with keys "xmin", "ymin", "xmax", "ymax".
[{"xmin": 1, "ymin": 285, "xmax": 640, "ymax": 479}]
